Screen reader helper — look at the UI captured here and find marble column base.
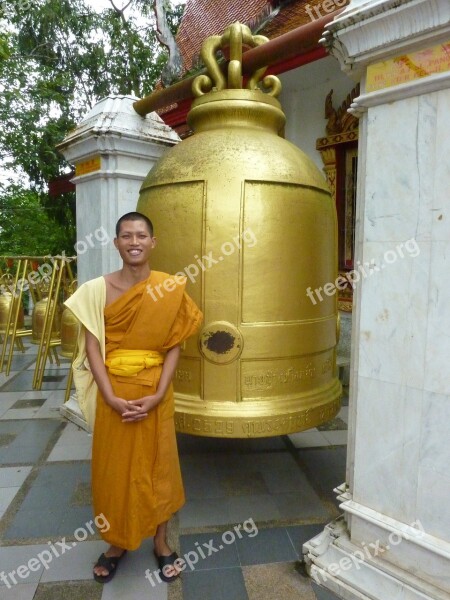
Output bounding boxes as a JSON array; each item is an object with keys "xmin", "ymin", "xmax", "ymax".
[
  {"xmin": 59, "ymin": 394, "xmax": 89, "ymax": 432},
  {"xmin": 312, "ymin": 581, "xmax": 344, "ymax": 600},
  {"xmin": 303, "ymin": 508, "xmax": 450, "ymax": 600}
]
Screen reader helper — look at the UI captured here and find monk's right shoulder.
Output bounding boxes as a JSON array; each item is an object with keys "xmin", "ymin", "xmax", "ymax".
[
  {"xmin": 65, "ymin": 276, "xmax": 105, "ymax": 310},
  {"xmin": 82, "ymin": 276, "xmax": 106, "ymax": 287},
  {"xmin": 75, "ymin": 276, "xmax": 106, "ymax": 296}
]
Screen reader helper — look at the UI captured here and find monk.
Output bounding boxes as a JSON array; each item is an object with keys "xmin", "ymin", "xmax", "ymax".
[{"xmin": 65, "ymin": 211, "xmax": 202, "ymax": 584}]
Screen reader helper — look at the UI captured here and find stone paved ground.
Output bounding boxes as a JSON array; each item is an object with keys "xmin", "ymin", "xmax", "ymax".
[{"xmin": 0, "ymin": 342, "xmax": 346, "ymax": 600}]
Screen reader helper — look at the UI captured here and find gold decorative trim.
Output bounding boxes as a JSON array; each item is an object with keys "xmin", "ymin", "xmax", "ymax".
[
  {"xmin": 317, "ymin": 130, "xmax": 358, "ymax": 149},
  {"xmin": 316, "ymin": 85, "xmax": 361, "ymax": 313},
  {"xmin": 324, "ymin": 85, "xmax": 360, "ymax": 135}
]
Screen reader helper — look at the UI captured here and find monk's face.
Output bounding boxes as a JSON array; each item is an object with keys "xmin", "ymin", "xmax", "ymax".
[{"xmin": 114, "ymin": 219, "xmax": 156, "ymax": 266}]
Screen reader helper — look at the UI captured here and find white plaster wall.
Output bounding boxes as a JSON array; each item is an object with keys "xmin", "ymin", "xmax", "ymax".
[
  {"xmin": 74, "ymin": 178, "xmax": 117, "ymax": 283},
  {"xmin": 279, "ymin": 55, "xmax": 355, "ymax": 170}
]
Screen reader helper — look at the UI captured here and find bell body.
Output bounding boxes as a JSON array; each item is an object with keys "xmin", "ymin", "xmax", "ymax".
[
  {"xmin": 0, "ymin": 292, "xmax": 24, "ymax": 332},
  {"xmin": 31, "ymin": 298, "xmax": 61, "ymax": 344},
  {"xmin": 138, "ymin": 89, "xmax": 341, "ymax": 438},
  {"xmin": 60, "ymin": 307, "xmax": 79, "ymax": 358}
]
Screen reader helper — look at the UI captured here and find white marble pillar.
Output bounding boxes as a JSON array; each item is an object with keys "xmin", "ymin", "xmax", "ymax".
[
  {"xmin": 303, "ymin": 1, "xmax": 450, "ymax": 599},
  {"xmin": 57, "ymin": 94, "xmax": 179, "ymax": 283},
  {"xmin": 57, "ymin": 94, "xmax": 179, "ymax": 428}
]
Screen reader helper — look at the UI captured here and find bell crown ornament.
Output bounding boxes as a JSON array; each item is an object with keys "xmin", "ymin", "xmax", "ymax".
[
  {"xmin": 192, "ymin": 22, "xmax": 281, "ymax": 97},
  {"xmin": 187, "ymin": 23, "xmax": 284, "ymax": 137}
]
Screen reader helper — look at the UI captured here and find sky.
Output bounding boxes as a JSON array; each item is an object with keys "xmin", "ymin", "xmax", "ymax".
[
  {"xmin": 84, "ymin": 0, "xmax": 185, "ymax": 11},
  {"xmin": 84, "ymin": 0, "xmax": 132, "ymax": 10}
]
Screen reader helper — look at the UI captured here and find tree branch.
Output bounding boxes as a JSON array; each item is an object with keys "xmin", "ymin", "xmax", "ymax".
[
  {"xmin": 109, "ymin": 0, "xmax": 133, "ymax": 15},
  {"xmin": 107, "ymin": 1, "xmax": 142, "ymax": 95},
  {"xmin": 152, "ymin": 0, "xmax": 183, "ymax": 85}
]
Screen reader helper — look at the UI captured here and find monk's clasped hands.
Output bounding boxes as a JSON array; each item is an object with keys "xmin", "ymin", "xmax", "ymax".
[{"xmin": 119, "ymin": 394, "xmax": 163, "ymax": 423}]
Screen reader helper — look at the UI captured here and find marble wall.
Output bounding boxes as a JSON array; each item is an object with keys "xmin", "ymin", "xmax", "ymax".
[
  {"xmin": 304, "ymin": 1, "xmax": 450, "ymax": 596},
  {"xmin": 352, "ymin": 88, "xmax": 450, "ymax": 543}
]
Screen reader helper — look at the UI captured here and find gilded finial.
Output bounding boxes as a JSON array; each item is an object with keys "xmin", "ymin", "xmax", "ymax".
[{"xmin": 192, "ymin": 22, "xmax": 281, "ymax": 98}]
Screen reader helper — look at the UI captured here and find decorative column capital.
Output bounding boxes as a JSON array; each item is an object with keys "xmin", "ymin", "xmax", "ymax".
[
  {"xmin": 57, "ymin": 94, "xmax": 180, "ymax": 284},
  {"xmin": 58, "ymin": 94, "xmax": 179, "ymax": 165},
  {"xmin": 322, "ymin": 0, "xmax": 450, "ymax": 76},
  {"xmin": 321, "ymin": 0, "xmax": 450, "ymax": 115}
]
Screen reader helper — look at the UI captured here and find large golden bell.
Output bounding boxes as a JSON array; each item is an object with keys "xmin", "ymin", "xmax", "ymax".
[
  {"xmin": 137, "ymin": 24, "xmax": 342, "ymax": 438},
  {"xmin": 31, "ymin": 298, "xmax": 62, "ymax": 344},
  {"xmin": 60, "ymin": 307, "xmax": 79, "ymax": 358},
  {"xmin": 0, "ymin": 292, "xmax": 24, "ymax": 332}
]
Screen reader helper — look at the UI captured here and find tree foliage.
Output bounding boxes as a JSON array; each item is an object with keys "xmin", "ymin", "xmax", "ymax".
[
  {"xmin": 0, "ymin": 185, "xmax": 75, "ymax": 255},
  {"xmin": 0, "ymin": 0, "xmax": 185, "ymax": 255}
]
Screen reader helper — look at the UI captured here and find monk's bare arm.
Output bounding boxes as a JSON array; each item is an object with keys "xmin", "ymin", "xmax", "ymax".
[
  {"xmin": 154, "ymin": 344, "xmax": 181, "ymax": 400},
  {"xmin": 84, "ymin": 328, "xmax": 145, "ymax": 421},
  {"xmin": 125, "ymin": 345, "xmax": 181, "ymax": 418}
]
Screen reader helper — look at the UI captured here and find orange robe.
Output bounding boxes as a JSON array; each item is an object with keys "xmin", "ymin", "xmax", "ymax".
[{"xmin": 92, "ymin": 271, "xmax": 202, "ymax": 550}]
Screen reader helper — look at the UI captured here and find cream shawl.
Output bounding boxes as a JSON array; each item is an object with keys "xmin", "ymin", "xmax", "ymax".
[{"xmin": 64, "ymin": 276, "xmax": 106, "ymax": 432}]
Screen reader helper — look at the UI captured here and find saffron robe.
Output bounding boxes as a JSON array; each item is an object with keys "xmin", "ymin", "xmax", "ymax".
[{"xmin": 67, "ymin": 271, "xmax": 202, "ymax": 550}]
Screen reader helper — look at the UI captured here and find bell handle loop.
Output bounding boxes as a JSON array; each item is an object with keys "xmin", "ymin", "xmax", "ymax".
[
  {"xmin": 69, "ymin": 278, "xmax": 78, "ymax": 295},
  {"xmin": 262, "ymin": 75, "xmax": 282, "ymax": 98},
  {"xmin": 226, "ymin": 23, "xmax": 243, "ymax": 89},
  {"xmin": 192, "ymin": 74, "xmax": 213, "ymax": 97},
  {"xmin": 227, "ymin": 23, "xmax": 243, "ymax": 63},
  {"xmin": 198, "ymin": 35, "xmax": 225, "ymax": 94},
  {"xmin": 246, "ymin": 35, "xmax": 269, "ymax": 91},
  {"xmin": 228, "ymin": 61, "xmax": 242, "ymax": 90}
]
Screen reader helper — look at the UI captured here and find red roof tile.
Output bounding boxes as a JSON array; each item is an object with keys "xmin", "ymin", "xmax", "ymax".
[
  {"xmin": 177, "ymin": 0, "xmax": 272, "ymax": 71},
  {"xmin": 262, "ymin": 0, "xmax": 350, "ymax": 38},
  {"xmin": 176, "ymin": 0, "xmax": 349, "ymax": 71}
]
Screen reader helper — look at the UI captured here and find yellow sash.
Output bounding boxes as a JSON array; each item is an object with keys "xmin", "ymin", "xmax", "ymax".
[{"xmin": 105, "ymin": 349, "xmax": 165, "ymax": 377}]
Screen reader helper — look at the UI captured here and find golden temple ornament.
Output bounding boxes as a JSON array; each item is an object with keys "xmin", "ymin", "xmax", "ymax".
[{"xmin": 137, "ymin": 23, "xmax": 342, "ymax": 438}]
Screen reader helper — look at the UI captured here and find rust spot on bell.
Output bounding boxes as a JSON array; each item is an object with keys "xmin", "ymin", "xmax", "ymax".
[{"xmin": 205, "ymin": 330, "xmax": 235, "ymax": 354}]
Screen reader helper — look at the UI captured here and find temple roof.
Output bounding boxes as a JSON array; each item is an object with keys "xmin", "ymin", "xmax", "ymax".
[
  {"xmin": 176, "ymin": 0, "xmax": 341, "ymax": 72},
  {"xmin": 176, "ymin": 0, "xmax": 271, "ymax": 71}
]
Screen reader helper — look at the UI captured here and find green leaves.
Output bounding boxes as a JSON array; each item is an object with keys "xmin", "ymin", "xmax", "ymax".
[
  {"xmin": 0, "ymin": 186, "xmax": 75, "ymax": 256},
  {"xmin": 0, "ymin": 0, "xmax": 186, "ymax": 187},
  {"xmin": 0, "ymin": 0, "xmax": 185, "ymax": 256},
  {"xmin": 0, "ymin": 34, "xmax": 10, "ymax": 60}
]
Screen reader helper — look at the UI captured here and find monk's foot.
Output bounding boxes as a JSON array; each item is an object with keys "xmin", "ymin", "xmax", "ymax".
[
  {"xmin": 93, "ymin": 546, "xmax": 127, "ymax": 583},
  {"xmin": 153, "ymin": 541, "xmax": 181, "ymax": 582},
  {"xmin": 153, "ymin": 539, "xmax": 173, "ymax": 557},
  {"xmin": 154, "ymin": 550, "xmax": 181, "ymax": 583}
]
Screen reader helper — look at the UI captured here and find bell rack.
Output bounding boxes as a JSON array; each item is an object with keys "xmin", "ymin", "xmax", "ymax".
[
  {"xmin": 0, "ymin": 256, "xmax": 36, "ymax": 374},
  {"xmin": 32, "ymin": 256, "xmax": 76, "ymax": 390},
  {"xmin": 0, "ymin": 261, "xmax": 26, "ymax": 354},
  {"xmin": 0, "ymin": 256, "xmax": 77, "ymax": 392}
]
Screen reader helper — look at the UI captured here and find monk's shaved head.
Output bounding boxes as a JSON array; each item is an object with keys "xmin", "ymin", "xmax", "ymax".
[{"xmin": 116, "ymin": 212, "xmax": 153, "ymax": 237}]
